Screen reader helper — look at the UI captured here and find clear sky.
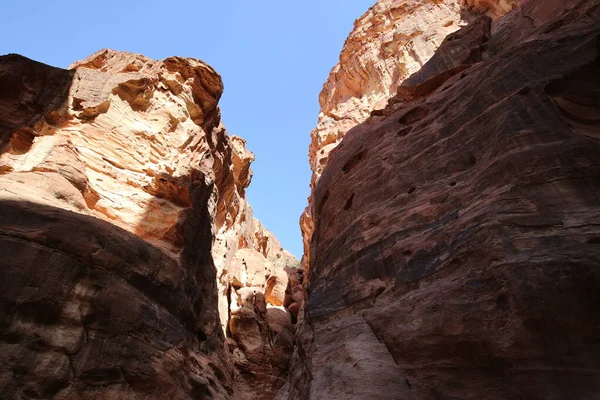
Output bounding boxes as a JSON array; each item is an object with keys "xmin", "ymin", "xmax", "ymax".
[{"xmin": 0, "ymin": 0, "xmax": 374, "ymax": 258}]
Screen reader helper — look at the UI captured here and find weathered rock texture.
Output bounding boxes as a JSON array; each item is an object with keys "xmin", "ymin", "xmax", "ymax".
[
  {"xmin": 285, "ymin": 0, "xmax": 600, "ymax": 399},
  {"xmin": 303, "ymin": 0, "xmax": 470, "ymax": 267},
  {"xmin": 301, "ymin": 0, "xmax": 520, "ymax": 269},
  {"xmin": 225, "ymin": 250, "xmax": 305, "ymax": 399},
  {"xmin": 0, "ymin": 50, "xmax": 298, "ymax": 399}
]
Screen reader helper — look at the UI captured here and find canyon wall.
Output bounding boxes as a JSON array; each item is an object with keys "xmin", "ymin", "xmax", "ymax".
[
  {"xmin": 2, "ymin": 0, "xmax": 600, "ymax": 399},
  {"xmin": 286, "ymin": 0, "xmax": 600, "ymax": 399},
  {"xmin": 301, "ymin": 0, "xmax": 519, "ymax": 268},
  {"xmin": 0, "ymin": 50, "xmax": 298, "ymax": 399}
]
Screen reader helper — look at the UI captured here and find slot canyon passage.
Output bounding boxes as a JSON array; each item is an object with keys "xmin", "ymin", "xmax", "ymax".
[{"xmin": 0, "ymin": 0, "xmax": 600, "ymax": 399}]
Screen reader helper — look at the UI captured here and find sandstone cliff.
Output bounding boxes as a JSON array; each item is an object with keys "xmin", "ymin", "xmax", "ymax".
[
  {"xmin": 301, "ymin": 0, "xmax": 520, "ymax": 269},
  {"xmin": 0, "ymin": 50, "xmax": 298, "ymax": 399},
  {"xmin": 285, "ymin": 0, "xmax": 600, "ymax": 398}
]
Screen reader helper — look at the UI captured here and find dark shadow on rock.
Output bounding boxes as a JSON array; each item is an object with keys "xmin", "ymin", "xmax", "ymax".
[
  {"xmin": 176, "ymin": 169, "xmax": 225, "ymax": 348},
  {"xmin": 0, "ymin": 197, "xmax": 230, "ymax": 398},
  {"xmin": 0, "ymin": 54, "xmax": 74, "ymax": 154}
]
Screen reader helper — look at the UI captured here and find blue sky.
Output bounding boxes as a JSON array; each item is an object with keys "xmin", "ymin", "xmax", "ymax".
[{"xmin": 0, "ymin": 0, "xmax": 374, "ymax": 258}]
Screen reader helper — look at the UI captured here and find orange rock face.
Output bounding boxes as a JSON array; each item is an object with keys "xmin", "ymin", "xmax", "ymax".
[
  {"xmin": 0, "ymin": 50, "xmax": 298, "ymax": 399},
  {"xmin": 284, "ymin": 0, "xmax": 600, "ymax": 399}
]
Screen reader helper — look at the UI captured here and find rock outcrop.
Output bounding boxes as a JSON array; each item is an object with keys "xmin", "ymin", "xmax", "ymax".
[
  {"xmin": 285, "ymin": 0, "xmax": 600, "ymax": 399},
  {"xmin": 0, "ymin": 50, "xmax": 298, "ymax": 399},
  {"xmin": 301, "ymin": 0, "xmax": 519, "ymax": 268},
  {"xmin": 225, "ymin": 250, "xmax": 305, "ymax": 400}
]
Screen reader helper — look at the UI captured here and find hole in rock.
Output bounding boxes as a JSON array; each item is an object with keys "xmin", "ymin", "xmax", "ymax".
[
  {"xmin": 458, "ymin": 154, "xmax": 477, "ymax": 170},
  {"xmin": 342, "ymin": 151, "xmax": 366, "ymax": 174},
  {"xmin": 8, "ymin": 129, "xmax": 34, "ymax": 155},
  {"xmin": 397, "ymin": 126, "xmax": 413, "ymax": 137},
  {"xmin": 344, "ymin": 193, "xmax": 355, "ymax": 210},
  {"xmin": 72, "ymin": 98, "xmax": 84, "ymax": 111},
  {"xmin": 543, "ymin": 19, "xmax": 564, "ymax": 35},
  {"xmin": 545, "ymin": 58, "xmax": 600, "ymax": 141},
  {"xmin": 23, "ymin": 390, "xmax": 40, "ymax": 398},
  {"xmin": 407, "ymin": 186, "xmax": 416, "ymax": 194},
  {"xmin": 496, "ymin": 293, "xmax": 509, "ymax": 309},
  {"xmin": 519, "ymin": 87, "xmax": 531, "ymax": 95},
  {"xmin": 317, "ymin": 189, "xmax": 330, "ymax": 215},
  {"xmin": 398, "ymin": 107, "xmax": 429, "ymax": 125}
]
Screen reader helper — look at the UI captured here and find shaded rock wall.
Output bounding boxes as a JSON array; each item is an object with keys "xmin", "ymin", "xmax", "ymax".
[
  {"xmin": 284, "ymin": 0, "xmax": 600, "ymax": 399},
  {"xmin": 0, "ymin": 50, "xmax": 298, "ymax": 399},
  {"xmin": 301, "ymin": 0, "xmax": 519, "ymax": 270}
]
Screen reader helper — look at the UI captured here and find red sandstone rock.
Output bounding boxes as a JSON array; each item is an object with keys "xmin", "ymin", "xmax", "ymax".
[
  {"xmin": 300, "ymin": 0, "xmax": 518, "ymax": 271},
  {"xmin": 228, "ymin": 289, "xmax": 295, "ymax": 400},
  {"xmin": 0, "ymin": 50, "xmax": 298, "ymax": 399},
  {"xmin": 6, "ymin": 0, "xmax": 594, "ymax": 398},
  {"xmin": 282, "ymin": 0, "xmax": 600, "ymax": 399}
]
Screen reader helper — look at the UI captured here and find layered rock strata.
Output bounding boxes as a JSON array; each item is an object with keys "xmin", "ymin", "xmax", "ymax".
[
  {"xmin": 0, "ymin": 50, "xmax": 298, "ymax": 399},
  {"xmin": 301, "ymin": 0, "xmax": 520, "ymax": 269},
  {"xmin": 284, "ymin": 0, "xmax": 600, "ymax": 399}
]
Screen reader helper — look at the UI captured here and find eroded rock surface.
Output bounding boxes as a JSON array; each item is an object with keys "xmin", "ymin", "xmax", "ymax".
[
  {"xmin": 284, "ymin": 0, "xmax": 600, "ymax": 399},
  {"xmin": 223, "ymin": 249, "xmax": 302, "ymax": 400},
  {"xmin": 0, "ymin": 50, "xmax": 298, "ymax": 399},
  {"xmin": 301, "ymin": 0, "xmax": 519, "ymax": 270}
]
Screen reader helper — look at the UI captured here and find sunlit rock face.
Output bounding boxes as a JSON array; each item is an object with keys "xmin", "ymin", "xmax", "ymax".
[
  {"xmin": 2, "ymin": 50, "xmax": 224, "ymax": 249},
  {"xmin": 0, "ymin": 50, "xmax": 298, "ymax": 399},
  {"xmin": 462, "ymin": 0, "xmax": 518, "ymax": 18},
  {"xmin": 283, "ymin": 0, "xmax": 600, "ymax": 399}
]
